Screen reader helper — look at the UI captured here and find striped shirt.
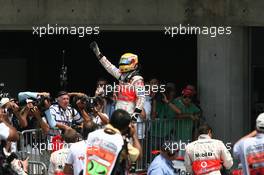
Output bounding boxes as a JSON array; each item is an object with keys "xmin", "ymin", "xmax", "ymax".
[{"xmin": 49, "ymin": 104, "xmax": 83, "ymax": 127}]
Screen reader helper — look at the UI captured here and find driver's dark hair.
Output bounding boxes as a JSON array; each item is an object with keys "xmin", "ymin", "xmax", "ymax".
[
  {"xmin": 110, "ymin": 109, "xmax": 131, "ymax": 131},
  {"xmin": 198, "ymin": 123, "xmax": 212, "ymax": 135}
]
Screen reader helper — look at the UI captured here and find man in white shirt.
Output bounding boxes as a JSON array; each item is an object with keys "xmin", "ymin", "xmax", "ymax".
[
  {"xmin": 0, "ymin": 108, "xmax": 19, "ymax": 141},
  {"xmin": 48, "ymin": 128, "xmax": 80, "ymax": 175},
  {"xmin": 64, "ymin": 121, "xmax": 98, "ymax": 175}
]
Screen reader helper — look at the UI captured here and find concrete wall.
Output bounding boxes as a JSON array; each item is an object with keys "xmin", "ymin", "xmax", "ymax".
[
  {"xmin": 0, "ymin": 0, "xmax": 264, "ymax": 30},
  {"xmin": 197, "ymin": 27, "xmax": 250, "ymax": 144}
]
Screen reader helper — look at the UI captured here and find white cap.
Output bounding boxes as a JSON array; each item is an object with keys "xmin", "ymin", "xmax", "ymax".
[
  {"xmin": 256, "ymin": 113, "xmax": 264, "ymax": 131},
  {"xmin": 0, "ymin": 98, "xmax": 10, "ymax": 107}
]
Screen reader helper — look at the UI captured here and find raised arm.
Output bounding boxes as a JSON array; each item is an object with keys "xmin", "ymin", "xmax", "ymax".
[
  {"xmin": 90, "ymin": 41, "xmax": 121, "ymax": 79},
  {"xmin": 18, "ymin": 91, "xmax": 50, "ymax": 102}
]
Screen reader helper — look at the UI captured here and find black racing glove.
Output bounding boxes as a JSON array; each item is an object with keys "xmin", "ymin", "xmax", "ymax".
[{"xmin": 90, "ymin": 41, "xmax": 103, "ymax": 60}]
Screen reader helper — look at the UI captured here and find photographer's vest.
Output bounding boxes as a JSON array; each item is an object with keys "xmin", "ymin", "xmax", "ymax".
[{"xmin": 84, "ymin": 125, "xmax": 124, "ymax": 175}]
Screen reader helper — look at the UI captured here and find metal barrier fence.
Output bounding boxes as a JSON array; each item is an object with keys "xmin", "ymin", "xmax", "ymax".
[
  {"xmin": 28, "ymin": 161, "xmax": 47, "ymax": 175},
  {"xmin": 18, "ymin": 129, "xmax": 51, "ymax": 175},
  {"xmin": 135, "ymin": 118, "xmax": 194, "ymax": 171},
  {"xmin": 17, "ymin": 118, "xmax": 195, "ymax": 174}
]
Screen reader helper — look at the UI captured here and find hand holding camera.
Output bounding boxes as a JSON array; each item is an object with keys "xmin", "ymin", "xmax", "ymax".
[
  {"xmin": 76, "ymin": 99, "xmax": 86, "ymax": 111},
  {"xmin": 31, "ymin": 106, "xmax": 41, "ymax": 118}
]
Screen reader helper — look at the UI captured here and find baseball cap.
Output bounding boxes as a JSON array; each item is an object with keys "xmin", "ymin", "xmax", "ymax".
[
  {"xmin": 256, "ymin": 113, "xmax": 264, "ymax": 131},
  {"xmin": 0, "ymin": 98, "xmax": 10, "ymax": 108}
]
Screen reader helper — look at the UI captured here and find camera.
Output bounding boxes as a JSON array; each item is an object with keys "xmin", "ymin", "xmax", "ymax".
[
  {"xmin": 31, "ymin": 96, "xmax": 52, "ymax": 112},
  {"xmin": 72, "ymin": 95, "xmax": 97, "ymax": 113}
]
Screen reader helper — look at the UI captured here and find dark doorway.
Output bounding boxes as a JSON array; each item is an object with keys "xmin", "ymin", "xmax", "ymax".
[
  {"xmin": 251, "ymin": 27, "xmax": 264, "ymax": 130},
  {"xmin": 0, "ymin": 31, "xmax": 197, "ymax": 98}
]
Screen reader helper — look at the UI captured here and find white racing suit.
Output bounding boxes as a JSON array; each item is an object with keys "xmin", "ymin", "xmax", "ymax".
[
  {"xmin": 233, "ymin": 133, "xmax": 264, "ymax": 175},
  {"xmin": 184, "ymin": 134, "xmax": 233, "ymax": 175},
  {"xmin": 99, "ymin": 56, "xmax": 145, "ymax": 115}
]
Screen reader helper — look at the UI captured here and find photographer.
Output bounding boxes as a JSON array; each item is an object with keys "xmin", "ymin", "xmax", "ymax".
[
  {"xmin": 84, "ymin": 109, "xmax": 142, "ymax": 175},
  {"xmin": 18, "ymin": 91, "xmax": 51, "ymax": 133},
  {"xmin": 0, "ymin": 97, "xmax": 22, "ymax": 131},
  {"xmin": 68, "ymin": 92, "xmax": 93, "ymax": 124},
  {"xmin": 0, "ymin": 108, "xmax": 19, "ymax": 142},
  {"xmin": 0, "ymin": 107, "xmax": 28, "ymax": 175},
  {"xmin": 19, "ymin": 98, "xmax": 50, "ymax": 134},
  {"xmin": 0, "ymin": 98, "xmax": 23, "ymax": 154},
  {"xmin": 73, "ymin": 95, "xmax": 110, "ymax": 127},
  {"xmin": 86, "ymin": 96, "xmax": 109, "ymax": 127}
]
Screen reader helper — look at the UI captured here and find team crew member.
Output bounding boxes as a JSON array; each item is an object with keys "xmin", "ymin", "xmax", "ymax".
[
  {"xmin": 64, "ymin": 121, "xmax": 98, "ymax": 175},
  {"xmin": 233, "ymin": 113, "xmax": 264, "ymax": 175},
  {"xmin": 184, "ymin": 124, "xmax": 233, "ymax": 175},
  {"xmin": 84, "ymin": 109, "xmax": 141, "ymax": 175},
  {"xmin": 90, "ymin": 41, "xmax": 145, "ymax": 121}
]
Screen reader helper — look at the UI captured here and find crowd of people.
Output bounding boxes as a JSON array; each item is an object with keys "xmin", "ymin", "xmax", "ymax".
[
  {"xmin": 0, "ymin": 41, "xmax": 263, "ymax": 175},
  {"xmin": 0, "ymin": 78, "xmax": 202, "ymax": 175}
]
